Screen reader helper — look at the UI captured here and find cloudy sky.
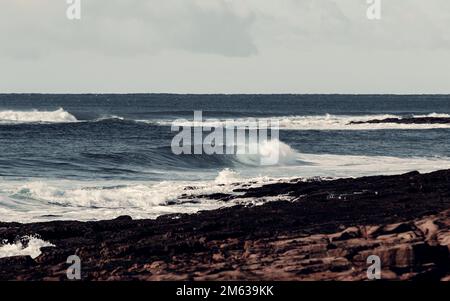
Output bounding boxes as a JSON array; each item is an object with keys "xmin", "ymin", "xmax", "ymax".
[{"xmin": 1, "ymin": 0, "xmax": 450, "ymax": 94}]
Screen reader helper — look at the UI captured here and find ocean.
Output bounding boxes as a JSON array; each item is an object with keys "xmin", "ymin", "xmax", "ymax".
[{"xmin": 1, "ymin": 94, "xmax": 450, "ymax": 223}]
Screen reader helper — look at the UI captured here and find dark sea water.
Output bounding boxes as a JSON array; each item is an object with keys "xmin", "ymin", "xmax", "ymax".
[{"xmin": 1, "ymin": 94, "xmax": 450, "ymax": 222}]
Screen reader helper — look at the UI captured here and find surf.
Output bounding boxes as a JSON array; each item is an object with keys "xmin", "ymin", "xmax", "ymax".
[
  {"xmin": 0, "ymin": 108, "xmax": 77, "ymax": 124},
  {"xmin": 152, "ymin": 113, "xmax": 450, "ymax": 130}
]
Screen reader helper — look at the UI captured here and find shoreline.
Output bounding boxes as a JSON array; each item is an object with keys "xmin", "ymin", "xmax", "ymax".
[{"xmin": 1, "ymin": 169, "xmax": 450, "ymax": 280}]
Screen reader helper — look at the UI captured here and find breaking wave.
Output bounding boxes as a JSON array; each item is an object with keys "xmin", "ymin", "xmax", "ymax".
[
  {"xmin": 151, "ymin": 113, "xmax": 450, "ymax": 130},
  {"xmin": 0, "ymin": 170, "xmax": 278, "ymax": 223},
  {"xmin": 2, "ymin": 152, "xmax": 450, "ymax": 223},
  {"xmin": 0, "ymin": 235, "xmax": 54, "ymax": 259},
  {"xmin": 235, "ymin": 139, "xmax": 299, "ymax": 166},
  {"xmin": 0, "ymin": 108, "xmax": 77, "ymax": 124},
  {"xmin": 2, "ymin": 110, "xmax": 450, "ymax": 130}
]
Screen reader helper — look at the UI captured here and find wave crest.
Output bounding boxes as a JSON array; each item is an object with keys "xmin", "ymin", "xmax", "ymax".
[
  {"xmin": 0, "ymin": 108, "xmax": 77, "ymax": 124},
  {"xmin": 235, "ymin": 139, "xmax": 299, "ymax": 166},
  {"xmin": 152, "ymin": 114, "xmax": 450, "ymax": 130}
]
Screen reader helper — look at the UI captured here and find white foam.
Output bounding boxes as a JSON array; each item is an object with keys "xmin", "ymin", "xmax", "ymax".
[
  {"xmin": 413, "ymin": 112, "xmax": 450, "ymax": 118},
  {"xmin": 2, "ymin": 152, "xmax": 450, "ymax": 223},
  {"xmin": 235, "ymin": 139, "xmax": 298, "ymax": 166},
  {"xmin": 94, "ymin": 115, "xmax": 125, "ymax": 122},
  {"xmin": 0, "ymin": 108, "xmax": 77, "ymax": 124},
  {"xmin": 214, "ymin": 168, "xmax": 241, "ymax": 184},
  {"xmin": 16, "ymin": 182, "xmax": 170, "ymax": 209},
  {"xmin": 0, "ymin": 236, "xmax": 54, "ymax": 259},
  {"xmin": 152, "ymin": 114, "xmax": 450, "ymax": 130},
  {"xmin": 0, "ymin": 171, "xmax": 276, "ymax": 222},
  {"xmin": 297, "ymin": 153, "xmax": 450, "ymax": 178}
]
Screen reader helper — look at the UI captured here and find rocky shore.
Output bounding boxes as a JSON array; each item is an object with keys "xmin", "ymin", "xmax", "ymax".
[{"xmin": 1, "ymin": 170, "xmax": 450, "ymax": 281}]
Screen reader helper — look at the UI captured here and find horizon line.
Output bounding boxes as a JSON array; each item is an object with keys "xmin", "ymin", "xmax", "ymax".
[{"xmin": 1, "ymin": 92, "xmax": 450, "ymax": 96}]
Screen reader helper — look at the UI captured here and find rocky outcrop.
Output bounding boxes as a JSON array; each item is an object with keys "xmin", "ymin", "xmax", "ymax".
[
  {"xmin": 139, "ymin": 210, "xmax": 449, "ymax": 281},
  {"xmin": 349, "ymin": 117, "xmax": 450, "ymax": 125},
  {"xmin": 1, "ymin": 170, "xmax": 450, "ymax": 281}
]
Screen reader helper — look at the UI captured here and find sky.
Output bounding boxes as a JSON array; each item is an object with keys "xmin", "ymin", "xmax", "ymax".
[{"xmin": 1, "ymin": 0, "xmax": 450, "ymax": 94}]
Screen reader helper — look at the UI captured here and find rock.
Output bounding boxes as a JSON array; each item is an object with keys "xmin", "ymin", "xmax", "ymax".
[
  {"xmin": 416, "ymin": 220, "xmax": 439, "ymax": 239},
  {"xmin": 212, "ymin": 253, "xmax": 225, "ymax": 262},
  {"xmin": 374, "ymin": 222, "xmax": 415, "ymax": 236},
  {"xmin": 0, "ymin": 256, "xmax": 36, "ymax": 267},
  {"xmin": 330, "ymin": 227, "xmax": 361, "ymax": 241},
  {"xmin": 380, "ymin": 270, "xmax": 398, "ymax": 280},
  {"xmin": 115, "ymin": 215, "xmax": 133, "ymax": 221},
  {"xmin": 1, "ymin": 169, "xmax": 450, "ymax": 280},
  {"xmin": 436, "ymin": 231, "xmax": 450, "ymax": 250},
  {"xmin": 145, "ymin": 261, "xmax": 167, "ymax": 271},
  {"xmin": 441, "ymin": 275, "xmax": 450, "ymax": 281},
  {"xmin": 349, "ymin": 117, "xmax": 450, "ymax": 125}
]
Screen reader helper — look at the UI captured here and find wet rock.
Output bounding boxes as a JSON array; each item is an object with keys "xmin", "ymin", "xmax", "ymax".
[{"xmin": 0, "ymin": 255, "xmax": 36, "ymax": 267}]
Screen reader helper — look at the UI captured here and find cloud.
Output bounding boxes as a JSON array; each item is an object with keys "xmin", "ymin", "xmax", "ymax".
[
  {"xmin": 0, "ymin": 0, "xmax": 258, "ymax": 58},
  {"xmin": 2, "ymin": 0, "xmax": 450, "ymax": 60},
  {"xmin": 236, "ymin": 0, "xmax": 450, "ymax": 50},
  {"xmin": 1, "ymin": 0, "xmax": 450, "ymax": 93}
]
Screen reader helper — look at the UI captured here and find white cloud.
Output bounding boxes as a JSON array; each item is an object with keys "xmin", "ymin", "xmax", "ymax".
[{"xmin": 0, "ymin": 0, "xmax": 449, "ymax": 93}]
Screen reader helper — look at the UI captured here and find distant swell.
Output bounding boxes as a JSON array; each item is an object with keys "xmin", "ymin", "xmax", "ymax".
[
  {"xmin": 0, "ymin": 108, "xmax": 78, "ymax": 124},
  {"xmin": 151, "ymin": 113, "xmax": 450, "ymax": 130},
  {"xmin": 2, "ymin": 110, "xmax": 450, "ymax": 130}
]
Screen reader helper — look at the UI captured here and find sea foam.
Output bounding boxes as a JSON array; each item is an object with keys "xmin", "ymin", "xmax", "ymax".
[
  {"xmin": 3, "ymin": 150, "xmax": 450, "ymax": 223},
  {"xmin": 152, "ymin": 114, "xmax": 450, "ymax": 130},
  {"xmin": 0, "ymin": 108, "xmax": 77, "ymax": 124},
  {"xmin": 235, "ymin": 139, "xmax": 299, "ymax": 166},
  {"xmin": 0, "ymin": 235, "xmax": 54, "ymax": 259}
]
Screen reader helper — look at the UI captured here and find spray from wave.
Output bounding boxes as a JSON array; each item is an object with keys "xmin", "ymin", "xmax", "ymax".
[
  {"xmin": 235, "ymin": 139, "xmax": 299, "ymax": 166},
  {"xmin": 0, "ymin": 108, "xmax": 77, "ymax": 124},
  {"xmin": 0, "ymin": 235, "xmax": 54, "ymax": 259}
]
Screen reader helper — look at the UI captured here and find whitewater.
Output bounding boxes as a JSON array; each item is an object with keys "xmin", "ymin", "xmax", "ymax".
[
  {"xmin": 1, "ymin": 149, "xmax": 450, "ymax": 222},
  {"xmin": 2, "ymin": 108, "xmax": 450, "ymax": 130},
  {"xmin": 1, "ymin": 94, "xmax": 450, "ymax": 223},
  {"xmin": 0, "ymin": 108, "xmax": 77, "ymax": 124}
]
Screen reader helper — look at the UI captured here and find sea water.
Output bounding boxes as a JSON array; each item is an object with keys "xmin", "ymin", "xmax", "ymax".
[{"xmin": 1, "ymin": 94, "xmax": 450, "ymax": 222}]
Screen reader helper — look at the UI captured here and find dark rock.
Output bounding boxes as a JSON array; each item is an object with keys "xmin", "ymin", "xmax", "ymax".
[
  {"xmin": 114, "ymin": 216, "xmax": 133, "ymax": 221},
  {"xmin": 0, "ymin": 255, "xmax": 36, "ymax": 267},
  {"xmin": 349, "ymin": 117, "xmax": 450, "ymax": 125},
  {"xmin": 1, "ymin": 169, "xmax": 450, "ymax": 280}
]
